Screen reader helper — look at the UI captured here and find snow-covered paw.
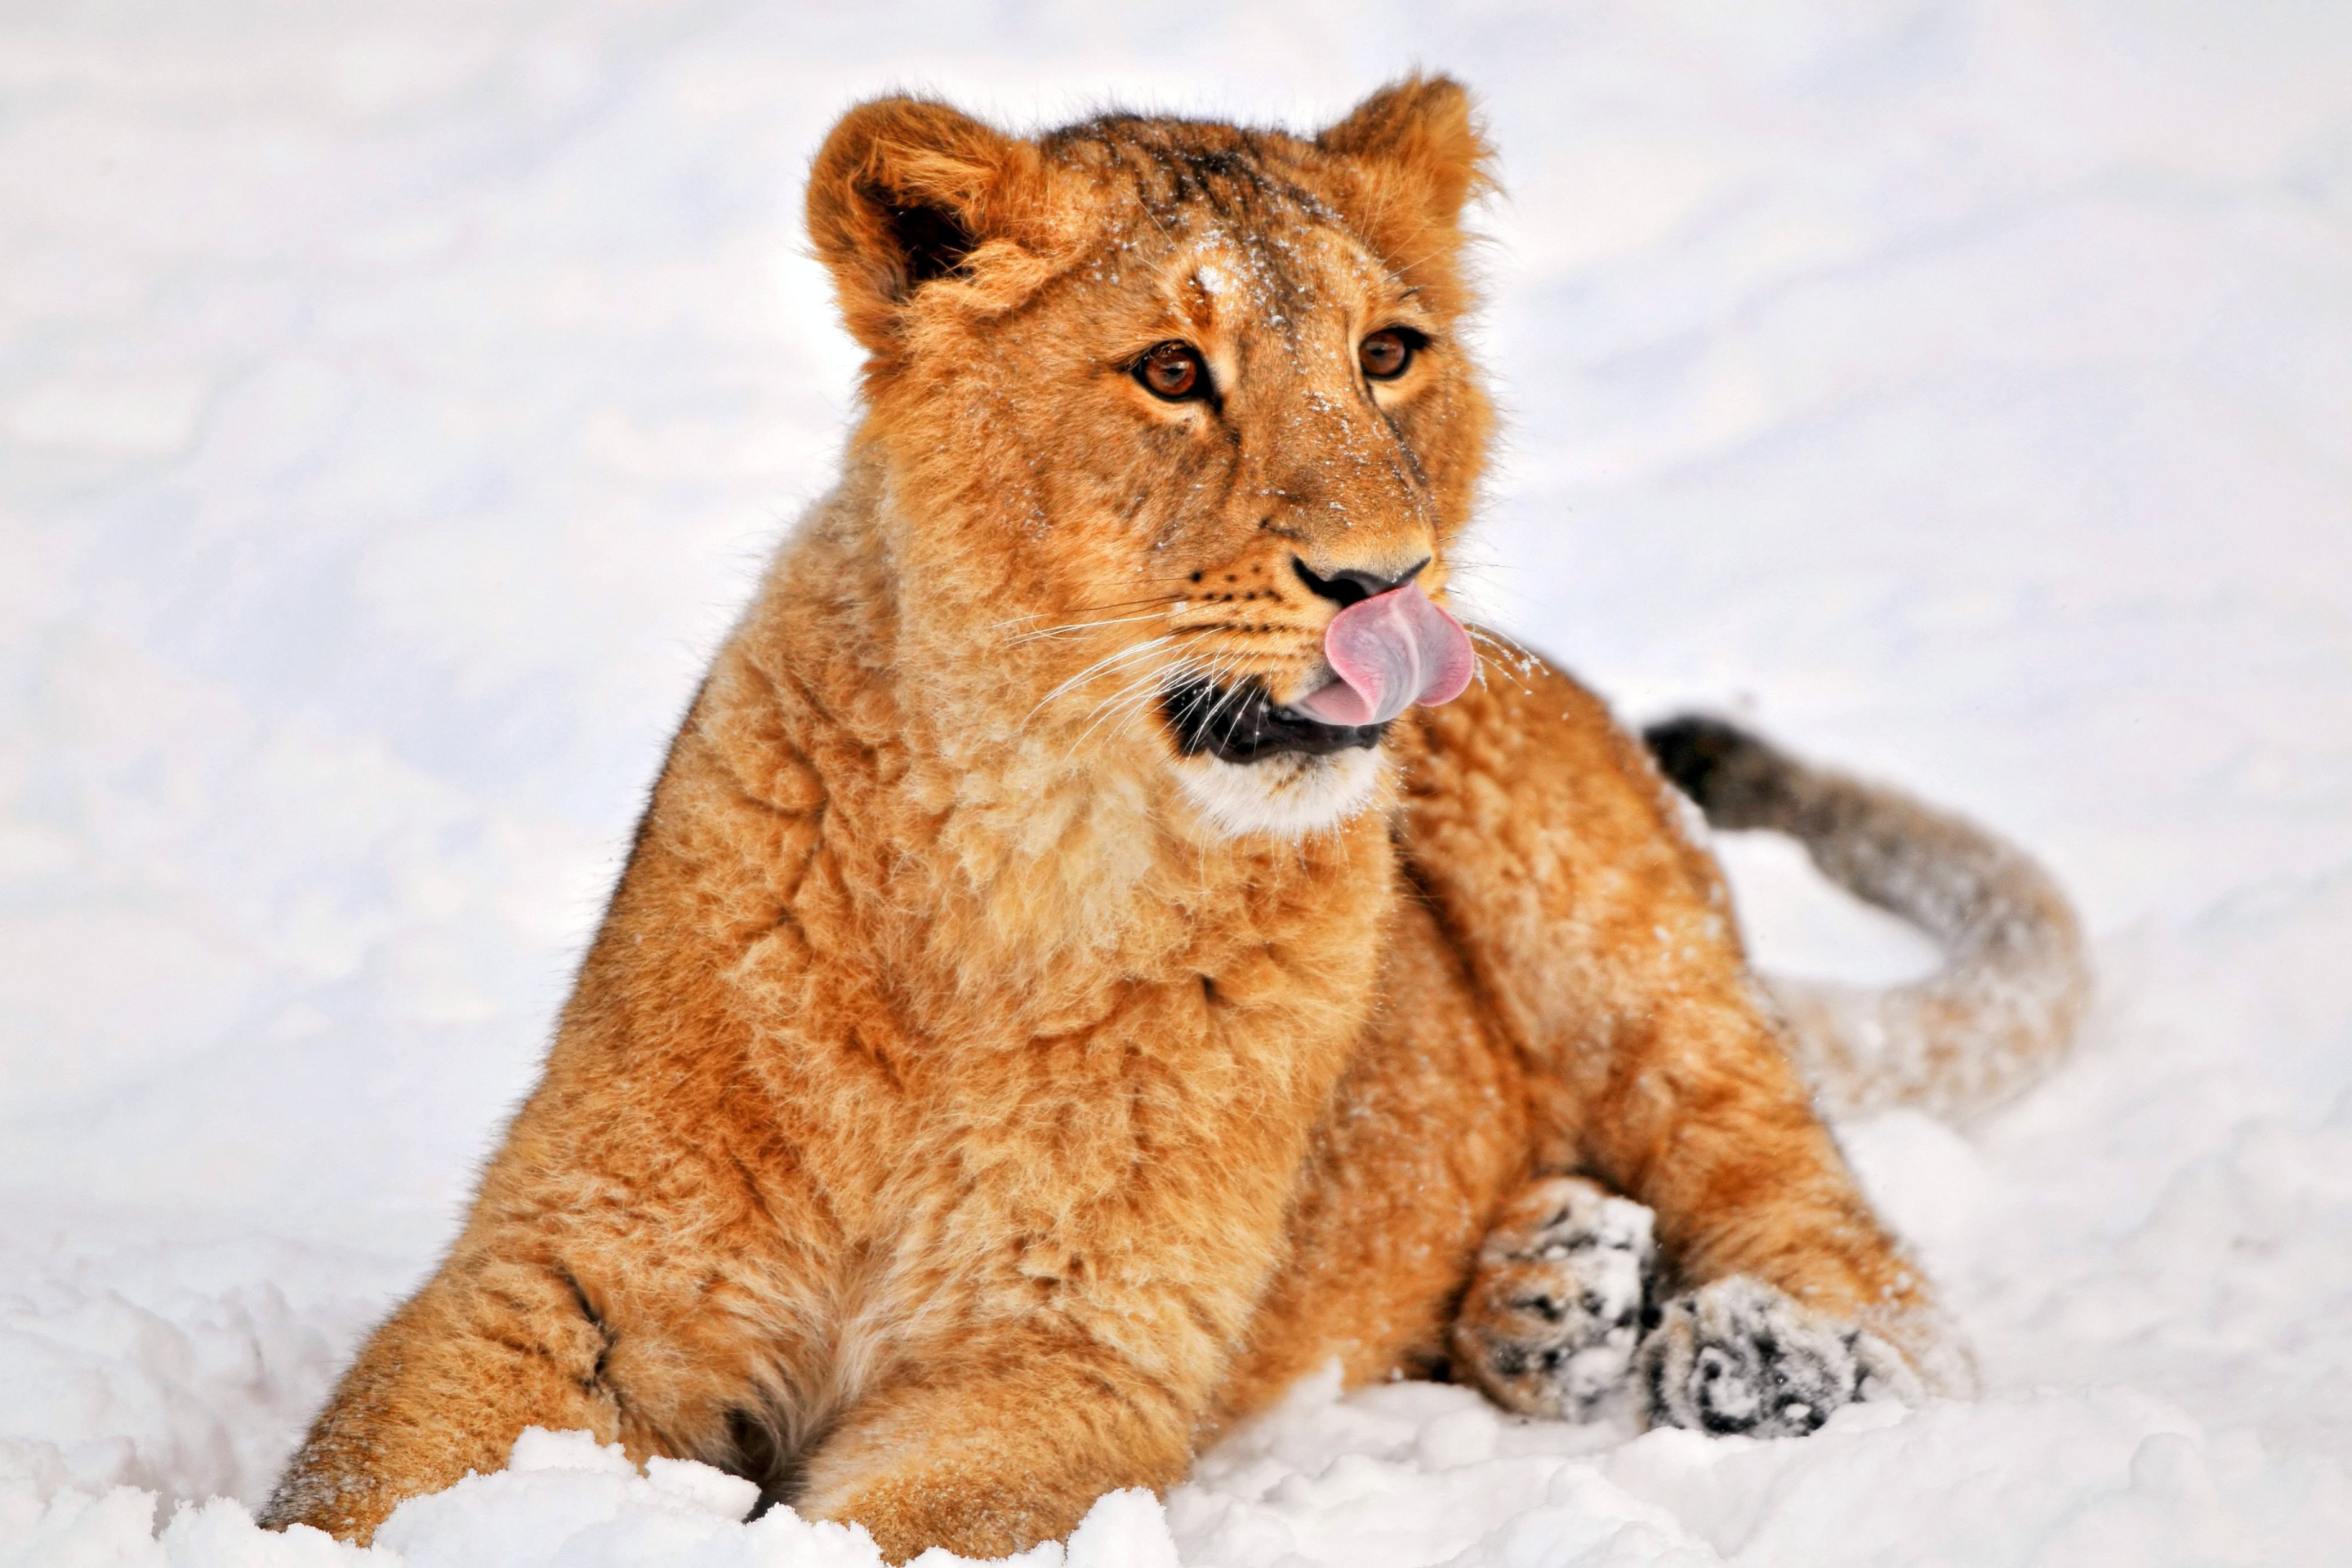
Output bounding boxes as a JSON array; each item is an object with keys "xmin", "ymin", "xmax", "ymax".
[
  {"xmin": 1636, "ymin": 1276, "xmax": 1918, "ymax": 1437},
  {"xmin": 1451, "ymin": 1176, "xmax": 1659, "ymax": 1422}
]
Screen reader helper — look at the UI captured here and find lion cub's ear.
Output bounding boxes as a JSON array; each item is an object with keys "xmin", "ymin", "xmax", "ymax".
[
  {"xmin": 1316, "ymin": 75, "xmax": 1495, "ymax": 273},
  {"xmin": 807, "ymin": 97, "xmax": 1054, "ymax": 356}
]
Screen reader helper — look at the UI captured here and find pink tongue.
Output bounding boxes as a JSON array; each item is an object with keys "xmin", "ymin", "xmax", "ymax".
[{"xmin": 1290, "ymin": 581, "xmax": 1476, "ymax": 728}]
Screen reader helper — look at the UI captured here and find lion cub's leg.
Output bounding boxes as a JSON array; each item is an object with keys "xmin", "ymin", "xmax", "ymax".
[
  {"xmin": 260, "ymin": 1260, "xmax": 626, "ymax": 1542},
  {"xmin": 1451, "ymin": 1175, "xmax": 1658, "ymax": 1422},
  {"xmin": 1405, "ymin": 661, "xmax": 1974, "ymax": 1414},
  {"xmin": 793, "ymin": 1329, "xmax": 1194, "ymax": 1564}
]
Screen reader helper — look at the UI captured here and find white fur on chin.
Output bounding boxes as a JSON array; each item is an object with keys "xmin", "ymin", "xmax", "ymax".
[{"xmin": 1172, "ymin": 746, "xmax": 1386, "ymax": 839}]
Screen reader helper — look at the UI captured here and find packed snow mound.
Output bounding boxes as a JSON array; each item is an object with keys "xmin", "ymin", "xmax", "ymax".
[
  {"xmin": 6, "ymin": 0, "xmax": 2352, "ymax": 1564},
  {"xmin": 11, "ymin": 1389, "xmax": 2352, "ymax": 1567},
  {"xmin": 1, "ymin": 1428, "xmax": 1174, "ymax": 1567}
]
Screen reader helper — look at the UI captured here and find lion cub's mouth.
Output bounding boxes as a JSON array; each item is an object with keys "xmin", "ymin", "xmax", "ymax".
[
  {"xmin": 1157, "ymin": 581, "xmax": 1472, "ymax": 764},
  {"xmin": 1160, "ymin": 679, "xmax": 1391, "ymax": 764}
]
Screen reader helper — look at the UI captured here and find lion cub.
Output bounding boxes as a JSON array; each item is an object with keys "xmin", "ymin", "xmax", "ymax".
[{"xmin": 264, "ymin": 79, "xmax": 2082, "ymax": 1561}]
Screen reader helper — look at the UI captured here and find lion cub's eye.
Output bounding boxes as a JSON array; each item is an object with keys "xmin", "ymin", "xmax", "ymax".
[
  {"xmin": 1134, "ymin": 341, "xmax": 1208, "ymax": 402},
  {"xmin": 1360, "ymin": 327, "xmax": 1423, "ymax": 381}
]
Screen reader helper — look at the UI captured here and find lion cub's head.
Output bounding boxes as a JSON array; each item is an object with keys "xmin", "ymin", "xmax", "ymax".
[{"xmin": 807, "ymin": 78, "xmax": 1494, "ymax": 838}]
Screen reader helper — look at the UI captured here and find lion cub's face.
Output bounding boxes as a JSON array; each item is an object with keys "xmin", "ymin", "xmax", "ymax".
[{"xmin": 808, "ymin": 82, "xmax": 1494, "ymax": 836}]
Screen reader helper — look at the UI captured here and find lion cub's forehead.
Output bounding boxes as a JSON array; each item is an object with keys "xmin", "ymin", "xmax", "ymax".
[
  {"xmin": 1176, "ymin": 225, "xmax": 1389, "ymax": 333},
  {"xmin": 1048, "ymin": 118, "xmax": 1391, "ymax": 329}
]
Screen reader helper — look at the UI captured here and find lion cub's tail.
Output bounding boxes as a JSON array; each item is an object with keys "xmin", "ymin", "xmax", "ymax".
[{"xmin": 1644, "ymin": 715, "xmax": 2091, "ymax": 1125}]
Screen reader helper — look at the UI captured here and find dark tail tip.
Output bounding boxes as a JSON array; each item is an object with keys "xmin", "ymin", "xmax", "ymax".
[{"xmin": 1640, "ymin": 714, "xmax": 1802, "ymax": 831}]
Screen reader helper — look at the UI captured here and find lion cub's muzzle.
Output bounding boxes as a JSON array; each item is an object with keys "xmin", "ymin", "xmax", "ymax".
[{"xmin": 1161, "ymin": 576, "xmax": 1476, "ymax": 764}]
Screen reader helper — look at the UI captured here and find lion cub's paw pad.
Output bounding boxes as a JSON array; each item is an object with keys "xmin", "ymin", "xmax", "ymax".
[
  {"xmin": 1637, "ymin": 1276, "xmax": 1913, "ymax": 1438},
  {"xmin": 1452, "ymin": 1176, "xmax": 1659, "ymax": 1422}
]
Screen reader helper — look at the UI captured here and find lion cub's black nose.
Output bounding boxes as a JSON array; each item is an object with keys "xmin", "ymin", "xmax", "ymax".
[{"xmin": 1292, "ymin": 556, "xmax": 1430, "ymax": 608}]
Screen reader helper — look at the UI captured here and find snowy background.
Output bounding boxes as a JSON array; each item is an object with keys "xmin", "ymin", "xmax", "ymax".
[{"xmin": 4, "ymin": 1, "xmax": 2351, "ymax": 1563}]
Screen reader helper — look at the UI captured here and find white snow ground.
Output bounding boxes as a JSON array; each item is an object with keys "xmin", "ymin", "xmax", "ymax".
[{"xmin": 3, "ymin": 2, "xmax": 2350, "ymax": 1563}]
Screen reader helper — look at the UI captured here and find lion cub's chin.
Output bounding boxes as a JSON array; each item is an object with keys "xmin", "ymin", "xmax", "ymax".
[{"xmin": 1171, "ymin": 746, "xmax": 1388, "ymax": 840}]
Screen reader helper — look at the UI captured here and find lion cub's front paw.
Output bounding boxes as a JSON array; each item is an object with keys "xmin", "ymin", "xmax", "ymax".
[
  {"xmin": 1637, "ymin": 1276, "xmax": 1919, "ymax": 1437},
  {"xmin": 1452, "ymin": 1176, "xmax": 1660, "ymax": 1422}
]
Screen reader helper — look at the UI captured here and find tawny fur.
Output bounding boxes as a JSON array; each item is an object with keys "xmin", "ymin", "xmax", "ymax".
[{"xmin": 263, "ymin": 80, "xmax": 2059, "ymax": 1561}]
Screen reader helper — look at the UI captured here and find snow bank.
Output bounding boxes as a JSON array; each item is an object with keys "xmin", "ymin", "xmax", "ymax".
[
  {"xmin": 5, "ymin": 0, "xmax": 2351, "ymax": 1564},
  {"xmin": 12, "ymin": 1386, "xmax": 2350, "ymax": 1566},
  {"xmin": 1, "ymin": 1428, "xmax": 1173, "ymax": 1567}
]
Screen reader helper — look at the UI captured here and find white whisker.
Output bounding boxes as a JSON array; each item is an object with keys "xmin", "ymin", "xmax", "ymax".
[
  {"xmin": 1027, "ymin": 635, "xmax": 1178, "ymax": 720},
  {"xmin": 1005, "ymin": 608, "xmax": 1180, "ymax": 648},
  {"xmin": 1466, "ymin": 624, "xmax": 1542, "ymax": 693}
]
